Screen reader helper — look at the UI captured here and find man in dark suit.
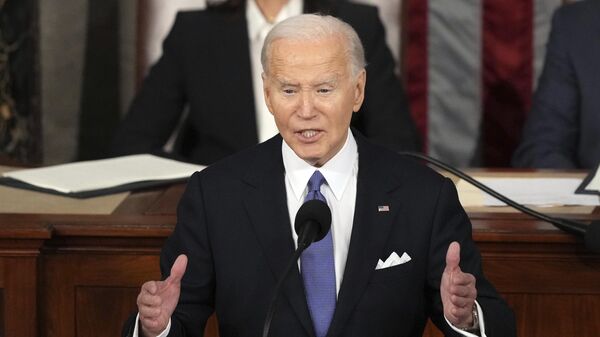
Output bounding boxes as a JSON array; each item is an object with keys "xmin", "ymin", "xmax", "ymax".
[
  {"xmin": 512, "ymin": 0, "xmax": 600, "ymax": 169},
  {"xmin": 129, "ymin": 14, "xmax": 515, "ymax": 337},
  {"xmin": 111, "ymin": 0, "xmax": 420, "ymax": 165}
]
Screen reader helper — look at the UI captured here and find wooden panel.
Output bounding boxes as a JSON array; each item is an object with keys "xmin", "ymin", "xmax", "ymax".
[
  {"xmin": 481, "ymin": 252, "xmax": 600, "ymax": 294},
  {"xmin": 0, "ymin": 289, "xmax": 4, "ymax": 337},
  {"xmin": 578, "ymin": 295, "xmax": 600, "ymax": 335},
  {"xmin": 504, "ymin": 294, "xmax": 600, "ymax": 337},
  {"xmin": 0, "ymin": 228, "xmax": 44, "ymax": 337},
  {"xmin": 42, "ymin": 252, "xmax": 221, "ymax": 337},
  {"xmin": 423, "ymin": 320, "xmax": 443, "ymax": 337},
  {"xmin": 423, "ymin": 294, "xmax": 600, "ymax": 337},
  {"xmin": 2, "ymin": 257, "xmax": 37, "ymax": 337},
  {"xmin": 42, "ymin": 254, "xmax": 161, "ymax": 337},
  {"xmin": 205, "ymin": 315, "xmax": 220, "ymax": 337},
  {"xmin": 75, "ymin": 287, "xmax": 140, "ymax": 337}
]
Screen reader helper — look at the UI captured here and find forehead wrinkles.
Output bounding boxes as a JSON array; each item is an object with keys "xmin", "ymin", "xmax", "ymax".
[
  {"xmin": 274, "ymin": 73, "xmax": 342, "ymax": 88},
  {"xmin": 268, "ymin": 40, "xmax": 351, "ymax": 85},
  {"xmin": 269, "ymin": 37, "xmax": 349, "ymax": 68}
]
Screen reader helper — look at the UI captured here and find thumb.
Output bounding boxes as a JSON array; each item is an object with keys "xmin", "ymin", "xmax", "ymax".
[
  {"xmin": 445, "ymin": 241, "xmax": 461, "ymax": 273},
  {"xmin": 166, "ymin": 254, "xmax": 188, "ymax": 285}
]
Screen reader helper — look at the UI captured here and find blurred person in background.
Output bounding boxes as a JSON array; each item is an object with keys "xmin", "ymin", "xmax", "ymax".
[{"xmin": 111, "ymin": 0, "xmax": 420, "ymax": 165}]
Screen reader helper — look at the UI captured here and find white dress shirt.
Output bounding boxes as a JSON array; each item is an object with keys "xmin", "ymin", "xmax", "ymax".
[
  {"xmin": 282, "ymin": 130, "xmax": 358, "ymax": 295},
  {"xmin": 246, "ymin": 0, "xmax": 302, "ymax": 142}
]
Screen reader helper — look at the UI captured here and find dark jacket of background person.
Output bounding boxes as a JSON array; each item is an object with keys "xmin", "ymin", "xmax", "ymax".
[
  {"xmin": 512, "ymin": 0, "xmax": 600, "ymax": 169},
  {"xmin": 110, "ymin": 0, "xmax": 420, "ymax": 165}
]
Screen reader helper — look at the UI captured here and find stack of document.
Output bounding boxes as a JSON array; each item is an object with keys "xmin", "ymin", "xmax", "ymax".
[
  {"xmin": 576, "ymin": 165, "xmax": 600, "ymax": 195},
  {"xmin": 0, "ymin": 154, "xmax": 205, "ymax": 198},
  {"xmin": 456, "ymin": 177, "xmax": 600, "ymax": 207}
]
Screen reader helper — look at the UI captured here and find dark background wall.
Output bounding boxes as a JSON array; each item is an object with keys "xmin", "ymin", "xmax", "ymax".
[{"xmin": 0, "ymin": 0, "xmax": 40, "ymax": 165}]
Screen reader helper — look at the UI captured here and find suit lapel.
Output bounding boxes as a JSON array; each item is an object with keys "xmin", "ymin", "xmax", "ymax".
[
  {"xmin": 327, "ymin": 136, "xmax": 406, "ymax": 337},
  {"xmin": 242, "ymin": 137, "xmax": 315, "ymax": 337}
]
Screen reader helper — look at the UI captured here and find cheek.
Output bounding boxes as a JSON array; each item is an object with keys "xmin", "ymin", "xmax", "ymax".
[
  {"xmin": 323, "ymin": 100, "xmax": 353, "ymax": 124},
  {"xmin": 273, "ymin": 95, "xmax": 300, "ymax": 110},
  {"xmin": 271, "ymin": 101, "xmax": 296, "ymax": 126}
]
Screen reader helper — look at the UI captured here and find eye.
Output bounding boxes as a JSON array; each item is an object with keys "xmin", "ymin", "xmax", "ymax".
[
  {"xmin": 317, "ymin": 88, "xmax": 332, "ymax": 94},
  {"xmin": 282, "ymin": 88, "xmax": 296, "ymax": 95}
]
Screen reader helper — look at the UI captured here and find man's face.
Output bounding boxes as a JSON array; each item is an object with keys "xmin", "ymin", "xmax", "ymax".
[{"xmin": 263, "ymin": 36, "xmax": 366, "ymax": 167}]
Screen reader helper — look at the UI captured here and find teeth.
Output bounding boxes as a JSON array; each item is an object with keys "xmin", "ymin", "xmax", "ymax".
[{"xmin": 301, "ymin": 130, "xmax": 317, "ymax": 138}]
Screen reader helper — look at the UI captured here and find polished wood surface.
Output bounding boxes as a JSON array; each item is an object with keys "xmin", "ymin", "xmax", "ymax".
[{"xmin": 0, "ymin": 179, "xmax": 599, "ymax": 337}]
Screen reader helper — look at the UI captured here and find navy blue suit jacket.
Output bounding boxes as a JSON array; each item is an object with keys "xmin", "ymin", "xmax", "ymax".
[
  {"xmin": 513, "ymin": 0, "xmax": 600, "ymax": 169},
  {"xmin": 149, "ymin": 132, "xmax": 515, "ymax": 337},
  {"xmin": 111, "ymin": 1, "xmax": 420, "ymax": 165}
]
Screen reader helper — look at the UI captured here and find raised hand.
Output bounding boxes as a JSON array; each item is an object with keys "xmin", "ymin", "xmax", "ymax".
[
  {"xmin": 137, "ymin": 254, "xmax": 188, "ymax": 337},
  {"xmin": 441, "ymin": 242, "xmax": 477, "ymax": 328}
]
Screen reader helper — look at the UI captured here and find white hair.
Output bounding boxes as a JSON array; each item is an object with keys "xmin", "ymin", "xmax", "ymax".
[{"xmin": 261, "ymin": 14, "xmax": 366, "ymax": 77}]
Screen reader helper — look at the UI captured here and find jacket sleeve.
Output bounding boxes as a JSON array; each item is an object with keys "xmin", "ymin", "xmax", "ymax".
[
  {"xmin": 111, "ymin": 12, "xmax": 189, "ymax": 159},
  {"xmin": 163, "ymin": 172, "xmax": 216, "ymax": 336},
  {"xmin": 426, "ymin": 179, "xmax": 516, "ymax": 337},
  {"xmin": 512, "ymin": 6, "xmax": 580, "ymax": 168}
]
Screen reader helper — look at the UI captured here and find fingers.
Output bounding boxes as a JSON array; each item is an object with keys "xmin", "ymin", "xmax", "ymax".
[
  {"xmin": 447, "ymin": 270, "xmax": 477, "ymax": 323},
  {"xmin": 138, "ymin": 281, "xmax": 163, "ymax": 313},
  {"xmin": 139, "ymin": 254, "xmax": 187, "ymax": 310},
  {"xmin": 136, "ymin": 255, "xmax": 188, "ymax": 334},
  {"xmin": 447, "ymin": 269, "xmax": 477, "ymax": 302},
  {"xmin": 141, "ymin": 280, "xmax": 158, "ymax": 295},
  {"xmin": 451, "ymin": 271, "xmax": 476, "ymax": 288},
  {"xmin": 442, "ymin": 242, "xmax": 478, "ymax": 326}
]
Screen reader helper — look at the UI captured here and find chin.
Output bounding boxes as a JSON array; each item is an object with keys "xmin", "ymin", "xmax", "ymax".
[{"xmin": 295, "ymin": 150, "xmax": 322, "ymax": 166}]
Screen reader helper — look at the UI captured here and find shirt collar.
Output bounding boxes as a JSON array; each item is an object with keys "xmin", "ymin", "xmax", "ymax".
[
  {"xmin": 246, "ymin": 0, "xmax": 303, "ymax": 41},
  {"xmin": 282, "ymin": 129, "xmax": 358, "ymax": 202}
]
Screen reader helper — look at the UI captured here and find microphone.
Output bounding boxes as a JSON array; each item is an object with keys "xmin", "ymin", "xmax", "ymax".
[
  {"xmin": 295, "ymin": 199, "xmax": 333, "ymax": 250},
  {"xmin": 261, "ymin": 199, "xmax": 332, "ymax": 337},
  {"xmin": 399, "ymin": 152, "xmax": 600, "ymax": 253}
]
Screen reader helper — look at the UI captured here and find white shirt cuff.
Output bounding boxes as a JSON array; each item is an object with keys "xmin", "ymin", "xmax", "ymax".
[
  {"xmin": 444, "ymin": 300, "xmax": 486, "ymax": 337},
  {"xmin": 132, "ymin": 313, "xmax": 171, "ymax": 337}
]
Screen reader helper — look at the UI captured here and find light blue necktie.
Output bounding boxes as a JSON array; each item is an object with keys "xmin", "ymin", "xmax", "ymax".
[{"xmin": 301, "ymin": 170, "xmax": 336, "ymax": 337}]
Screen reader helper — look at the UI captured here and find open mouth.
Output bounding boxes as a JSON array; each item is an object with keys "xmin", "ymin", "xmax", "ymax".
[
  {"xmin": 300, "ymin": 129, "xmax": 320, "ymax": 138},
  {"xmin": 296, "ymin": 129, "xmax": 323, "ymax": 142}
]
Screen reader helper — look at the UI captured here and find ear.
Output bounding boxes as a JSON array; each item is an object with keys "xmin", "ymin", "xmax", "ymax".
[
  {"xmin": 262, "ymin": 72, "xmax": 274, "ymax": 115},
  {"xmin": 352, "ymin": 69, "xmax": 366, "ymax": 112}
]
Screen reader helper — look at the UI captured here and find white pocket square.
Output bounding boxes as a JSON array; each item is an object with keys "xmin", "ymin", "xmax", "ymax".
[{"xmin": 375, "ymin": 251, "xmax": 411, "ymax": 270}]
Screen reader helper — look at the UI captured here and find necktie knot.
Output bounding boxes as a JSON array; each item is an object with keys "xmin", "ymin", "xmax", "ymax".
[{"xmin": 306, "ymin": 171, "xmax": 326, "ymax": 203}]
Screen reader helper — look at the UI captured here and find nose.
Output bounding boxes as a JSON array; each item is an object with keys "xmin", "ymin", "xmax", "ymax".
[{"xmin": 297, "ymin": 91, "xmax": 316, "ymax": 119}]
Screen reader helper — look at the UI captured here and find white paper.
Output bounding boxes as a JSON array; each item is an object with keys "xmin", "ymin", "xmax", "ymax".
[
  {"xmin": 582, "ymin": 167, "xmax": 600, "ymax": 192},
  {"xmin": 456, "ymin": 177, "xmax": 600, "ymax": 207},
  {"xmin": 1, "ymin": 154, "xmax": 205, "ymax": 193}
]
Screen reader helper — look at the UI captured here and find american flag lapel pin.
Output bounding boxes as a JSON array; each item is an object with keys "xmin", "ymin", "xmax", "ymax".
[{"xmin": 378, "ymin": 205, "xmax": 390, "ymax": 212}]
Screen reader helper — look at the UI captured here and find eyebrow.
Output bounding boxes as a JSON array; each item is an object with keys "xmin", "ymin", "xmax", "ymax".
[
  {"xmin": 315, "ymin": 78, "xmax": 339, "ymax": 87},
  {"xmin": 275, "ymin": 75, "xmax": 341, "ymax": 88},
  {"xmin": 275, "ymin": 78, "xmax": 298, "ymax": 87}
]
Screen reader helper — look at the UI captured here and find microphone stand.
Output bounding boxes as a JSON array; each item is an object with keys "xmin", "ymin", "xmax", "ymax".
[
  {"xmin": 261, "ymin": 248, "xmax": 305, "ymax": 337},
  {"xmin": 399, "ymin": 152, "xmax": 600, "ymax": 253}
]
